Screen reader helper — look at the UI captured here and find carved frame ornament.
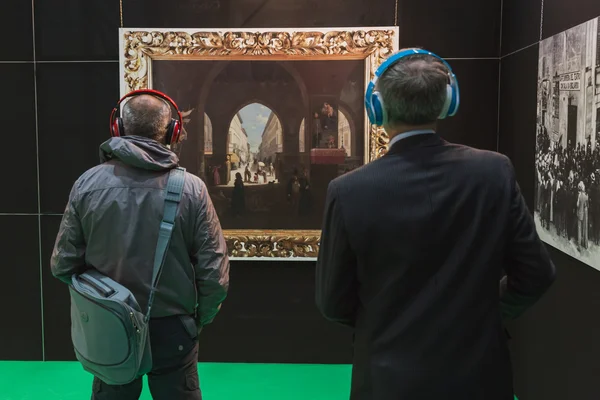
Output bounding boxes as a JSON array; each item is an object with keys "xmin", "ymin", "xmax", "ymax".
[{"xmin": 119, "ymin": 27, "xmax": 399, "ymax": 259}]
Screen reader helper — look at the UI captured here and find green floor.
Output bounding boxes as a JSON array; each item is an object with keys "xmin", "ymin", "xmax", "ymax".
[
  {"xmin": 0, "ymin": 362, "xmax": 520, "ymax": 400},
  {"xmin": 0, "ymin": 362, "xmax": 351, "ymax": 400}
]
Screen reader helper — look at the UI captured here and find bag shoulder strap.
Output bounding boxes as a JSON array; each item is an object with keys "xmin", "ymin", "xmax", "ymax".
[{"xmin": 145, "ymin": 166, "xmax": 186, "ymax": 321}]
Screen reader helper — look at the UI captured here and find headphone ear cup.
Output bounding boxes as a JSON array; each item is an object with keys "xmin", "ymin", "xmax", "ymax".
[
  {"xmin": 371, "ymin": 92, "xmax": 386, "ymax": 126},
  {"xmin": 164, "ymin": 119, "xmax": 181, "ymax": 146},
  {"xmin": 366, "ymin": 94, "xmax": 377, "ymax": 125},
  {"xmin": 447, "ymin": 75, "xmax": 460, "ymax": 117},
  {"xmin": 171, "ymin": 120, "xmax": 182, "ymax": 145},
  {"xmin": 110, "ymin": 120, "xmax": 118, "ymax": 137},
  {"xmin": 438, "ymin": 85, "xmax": 453, "ymax": 120},
  {"xmin": 111, "ymin": 117, "xmax": 124, "ymax": 137}
]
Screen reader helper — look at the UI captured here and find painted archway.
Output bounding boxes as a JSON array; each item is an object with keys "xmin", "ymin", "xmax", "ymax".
[
  {"xmin": 225, "ymin": 102, "xmax": 282, "ymax": 186},
  {"xmin": 298, "ymin": 105, "xmax": 354, "ymax": 156}
]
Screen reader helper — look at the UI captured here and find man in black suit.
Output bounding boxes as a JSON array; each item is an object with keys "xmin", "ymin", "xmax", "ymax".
[{"xmin": 316, "ymin": 50, "xmax": 556, "ymax": 400}]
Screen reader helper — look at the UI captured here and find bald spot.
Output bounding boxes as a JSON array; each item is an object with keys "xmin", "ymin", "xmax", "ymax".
[
  {"xmin": 125, "ymin": 95, "xmax": 170, "ymax": 120},
  {"xmin": 121, "ymin": 95, "xmax": 171, "ymax": 141}
]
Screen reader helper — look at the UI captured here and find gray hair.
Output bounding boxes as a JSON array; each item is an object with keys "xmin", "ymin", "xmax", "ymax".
[
  {"xmin": 122, "ymin": 95, "xmax": 171, "ymax": 141},
  {"xmin": 377, "ymin": 54, "xmax": 450, "ymax": 126}
]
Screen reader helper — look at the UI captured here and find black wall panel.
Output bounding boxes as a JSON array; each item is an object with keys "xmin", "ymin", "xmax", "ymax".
[
  {"xmin": 397, "ymin": 0, "xmax": 502, "ymax": 58},
  {"xmin": 498, "ymin": 45, "xmax": 539, "ymax": 208},
  {"xmin": 542, "ymin": 0, "xmax": 600, "ymax": 39},
  {"xmin": 34, "ymin": 0, "xmax": 120, "ymax": 61},
  {"xmin": 197, "ymin": 262, "xmax": 353, "ymax": 364},
  {"xmin": 0, "ymin": 63, "xmax": 38, "ymax": 214},
  {"xmin": 40, "ymin": 216, "xmax": 75, "ymax": 361},
  {"xmin": 500, "ymin": 0, "xmax": 541, "ymax": 56},
  {"xmin": 123, "ymin": 0, "xmax": 397, "ymax": 29},
  {"xmin": 36, "ymin": 62, "xmax": 119, "ymax": 213},
  {"xmin": 508, "ymin": 247, "xmax": 600, "ymax": 400},
  {"xmin": 0, "ymin": 1, "xmax": 33, "ymax": 61},
  {"xmin": 0, "ymin": 216, "xmax": 42, "ymax": 360},
  {"xmin": 438, "ymin": 59, "xmax": 499, "ymax": 151}
]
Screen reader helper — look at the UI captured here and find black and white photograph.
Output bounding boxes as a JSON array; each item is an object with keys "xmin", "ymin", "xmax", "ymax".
[{"xmin": 535, "ymin": 16, "xmax": 600, "ymax": 270}]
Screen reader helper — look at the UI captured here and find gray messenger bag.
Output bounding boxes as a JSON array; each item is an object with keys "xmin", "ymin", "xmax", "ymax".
[{"xmin": 68, "ymin": 167, "xmax": 186, "ymax": 385}]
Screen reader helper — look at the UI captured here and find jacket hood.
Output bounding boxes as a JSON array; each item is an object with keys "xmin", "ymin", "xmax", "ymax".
[{"xmin": 99, "ymin": 136, "xmax": 179, "ymax": 171}]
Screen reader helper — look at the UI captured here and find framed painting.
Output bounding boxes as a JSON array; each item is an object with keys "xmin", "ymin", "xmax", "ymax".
[{"xmin": 119, "ymin": 27, "xmax": 399, "ymax": 259}]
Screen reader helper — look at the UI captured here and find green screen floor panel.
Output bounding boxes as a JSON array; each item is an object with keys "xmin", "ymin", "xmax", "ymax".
[
  {"xmin": 0, "ymin": 362, "xmax": 520, "ymax": 400},
  {"xmin": 0, "ymin": 362, "xmax": 352, "ymax": 400}
]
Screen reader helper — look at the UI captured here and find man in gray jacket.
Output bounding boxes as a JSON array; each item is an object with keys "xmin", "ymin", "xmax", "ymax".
[{"xmin": 51, "ymin": 93, "xmax": 230, "ymax": 400}]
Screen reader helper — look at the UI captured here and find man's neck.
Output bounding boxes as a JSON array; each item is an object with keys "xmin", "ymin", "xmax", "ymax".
[{"xmin": 387, "ymin": 123, "xmax": 437, "ymax": 141}]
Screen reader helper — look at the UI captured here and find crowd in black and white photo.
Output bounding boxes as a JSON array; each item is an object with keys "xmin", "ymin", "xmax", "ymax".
[{"xmin": 535, "ymin": 126, "xmax": 600, "ymax": 251}]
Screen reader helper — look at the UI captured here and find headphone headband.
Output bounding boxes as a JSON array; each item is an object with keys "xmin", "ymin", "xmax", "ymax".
[
  {"xmin": 373, "ymin": 49, "xmax": 455, "ymax": 80},
  {"xmin": 109, "ymin": 89, "xmax": 184, "ymax": 146},
  {"xmin": 365, "ymin": 48, "xmax": 460, "ymax": 126}
]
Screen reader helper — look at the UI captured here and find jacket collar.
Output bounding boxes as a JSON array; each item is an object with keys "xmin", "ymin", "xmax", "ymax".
[{"xmin": 385, "ymin": 132, "xmax": 445, "ymax": 156}]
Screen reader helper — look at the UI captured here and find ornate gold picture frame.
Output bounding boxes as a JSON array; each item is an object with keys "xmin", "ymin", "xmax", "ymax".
[{"xmin": 119, "ymin": 27, "xmax": 399, "ymax": 260}]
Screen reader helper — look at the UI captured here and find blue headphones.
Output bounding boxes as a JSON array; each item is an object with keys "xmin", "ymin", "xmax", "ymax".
[{"xmin": 365, "ymin": 48, "xmax": 460, "ymax": 126}]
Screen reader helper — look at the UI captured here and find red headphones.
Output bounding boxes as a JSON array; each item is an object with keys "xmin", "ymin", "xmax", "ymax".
[{"xmin": 109, "ymin": 89, "xmax": 183, "ymax": 146}]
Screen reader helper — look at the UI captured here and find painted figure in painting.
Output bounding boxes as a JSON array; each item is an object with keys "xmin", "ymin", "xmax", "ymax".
[
  {"xmin": 298, "ymin": 168, "xmax": 313, "ymax": 216},
  {"xmin": 232, "ymin": 172, "xmax": 246, "ymax": 217},
  {"xmin": 313, "ymin": 101, "xmax": 339, "ymax": 149},
  {"xmin": 225, "ymin": 155, "xmax": 232, "ymax": 185},
  {"xmin": 212, "ymin": 164, "xmax": 221, "ymax": 186},
  {"xmin": 289, "ymin": 175, "xmax": 301, "ymax": 213},
  {"xmin": 312, "ymin": 112, "xmax": 322, "ymax": 148}
]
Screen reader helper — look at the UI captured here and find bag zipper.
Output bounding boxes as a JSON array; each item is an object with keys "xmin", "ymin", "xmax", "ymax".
[{"xmin": 129, "ymin": 312, "xmax": 140, "ymax": 334}]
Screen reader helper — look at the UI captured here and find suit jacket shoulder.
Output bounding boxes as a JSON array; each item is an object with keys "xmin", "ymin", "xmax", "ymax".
[{"xmin": 331, "ymin": 140, "xmax": 514, "ymax": 194}]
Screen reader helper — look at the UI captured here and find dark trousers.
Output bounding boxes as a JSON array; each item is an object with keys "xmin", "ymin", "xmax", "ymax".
[{"xmin": 91, "ymin": 315, "xmax": 201, "ymax": 400}]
